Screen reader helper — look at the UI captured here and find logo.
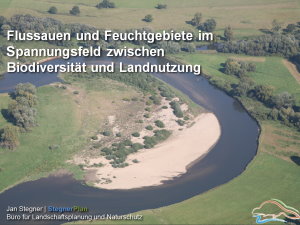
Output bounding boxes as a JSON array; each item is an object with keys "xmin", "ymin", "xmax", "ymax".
[{"xmin": 252, "ymin": 199, "xmax": 300, "ymax": 224}]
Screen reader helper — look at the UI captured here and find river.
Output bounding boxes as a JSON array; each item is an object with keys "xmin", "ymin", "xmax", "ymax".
[{"xmin": 0, "ymin": 56, "xmax": 259, "ymax": 225}]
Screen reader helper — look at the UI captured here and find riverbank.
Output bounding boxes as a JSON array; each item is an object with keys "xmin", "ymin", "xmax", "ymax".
[{"xmin": 84, "ymin": 113, "xmax": 220, "ymax": 190}]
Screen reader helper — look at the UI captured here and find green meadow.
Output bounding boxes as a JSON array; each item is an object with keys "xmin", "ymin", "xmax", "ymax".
[
  {"xmin": 174, "ymin": 53, "xmax": 300, "ymax": 104},
  {"xmin": 0, "ymin": 87, "xmax": 83, "ymax": 191},
  {"xmin": 1, "ymin": 0, "xmax": 300, "ymax": 38}
]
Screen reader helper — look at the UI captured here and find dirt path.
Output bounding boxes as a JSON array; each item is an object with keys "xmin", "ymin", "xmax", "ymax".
[{"xmin": 282, "ymin": 59, "xmax": 300, "ymax": 84}]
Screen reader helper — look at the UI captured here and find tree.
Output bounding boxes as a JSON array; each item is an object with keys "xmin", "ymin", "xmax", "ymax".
[
  {"xmin": 272, "ymin": 92, "xmax": 295, "ymax": 109},
  {"xmin": 271, "ymin": 19, "xmax": 281, "ymax": 32},
  {"xmin": 191, "ymin": 13, "xmax": 202, "ymax": 27},
  {"xmin": 1, "ymin": 24, "xmax": 11, "ymax": 37},
  {"xmin": 224, "ymin": 26, "xmax": 233, "ymax": 41},
  {"xmin": 233, "ymin": 77, "xmax": 254, "ymax": 96},
  {"xmin": 8, "ymin": 101, "xmax": 37, "ymax": 131},
  {"xmin": 70, "ymin": 6, "xmax": 80, "ymax": 15},
  {"xmin": 156, "ymin": 4, "xmax": 167, "ymax": 9},
  {"xmin": 157, "ymin": 41, "xmax": 181, "ymax": 54},
  {"xmin": 8, "ymin": 83, "xmax": 38, "ymax": 131},
  {"xmin": 0, "ymin": 16, "xmax": 7, "ymax": 27},
  {"xmin": 143, "ymin": 14, "xmax": 153, "ymax": 22},
  {"xmin": 286, "ymin": 24, "xmax": 297, "ymax": 33},
  {"xmin": 253, "ymin": 85, "xmax": 274, "ymax": 103},
  {"xmin": 48, "ymin": 6, "xmax": 58, "ymax": 14},
  {"xmin": 200, "ymin": 19, "xmax": 217, "ymax": 32},
  {"xmin": 0, "ymin": 125, "xmax": 19, "ymax": 150},
  {"xmin": 96, "ymin": 0, "xmax": 116, "ymax": 9},
  {"xmin": 13, "ymin": 83, "xmax": 37, "ymax": 107}
]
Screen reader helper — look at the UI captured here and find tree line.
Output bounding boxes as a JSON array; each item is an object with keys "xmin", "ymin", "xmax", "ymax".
[
  {"xmin": 218, "ymin": 21, "xmax": 300, "ymax": 58},
  {"xmin": 220, "ymin": 59, "xmax": 300, "ymax": 130}
]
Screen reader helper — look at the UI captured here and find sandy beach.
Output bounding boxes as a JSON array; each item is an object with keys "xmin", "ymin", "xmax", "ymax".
[{"xmin": 91, "ymin": 112, "xmax": 221, "ymax": 190}]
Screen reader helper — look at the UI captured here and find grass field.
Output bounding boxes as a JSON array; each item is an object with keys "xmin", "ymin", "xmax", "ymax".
[
  {"xmin": 1, "ymin": 0, "xmax": 300, "ymax": 38},
  {"xmin": 0, "ymin": 87, "xmax": 82, "ymax": 191},
  {"xmin": 0, "ymin": 78, "xmax": 143, "ymax": 192},
  {"xmin": 174, "ymin": 53, "xmax": 300, "ymax": 104}
]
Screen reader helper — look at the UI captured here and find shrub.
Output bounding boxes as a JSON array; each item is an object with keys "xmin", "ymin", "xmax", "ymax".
[
  {"xmin": 73, "ymin": 91, "xmax": 79, "ymax": 95},
  {"xmin": 0, "ymin": 125, "xmax": 19, "ymax": 150},
  {"xmin": 143, "ymin": 129, "xmax": 171, "ymax": 148},
  {"xmin": 191, "ymin": 12, "xmax": 202, "ymax": 27},
  {"xmin": 132, "ymin": 143, "xmax": 144, "ymax": 151},
  {"xmin": 143, "ymin": 14, "xmax": 153, "ymax": 22},
  {"xmin": 96, "ymin": 0, "xmax": 116, "ymax": 9},
  {"xmin": 200, "ymin": 19, "xmax": 217, "ymax": 32},
  {"xmin": 145, "ymin": 125, "xmax": 153, "ymax": 130},
  {"xmin": 48, "ymin": 6, "xmax": 58, "ymax": 14},
  {"xmin": 132, "ymin": 132, "xmax": 140, "ymax": 137},
  {"xmin": 159, "ymin": 86, "xmax": 175, "ymax": 98},
  {"xmin": 116, "ymin": 132, "xmax": 122, "ymax": 137},
  {"xmin": 156, "ymin": 4, "xmax": 167, "ymax": 9},
  {"xmin": 91, "ymin": 135, "xmax": 98, "ymax": 140},
  {"xmin": 155, "ymin": 120, "xmax": 165, "ymax": 128},
  {"xmin": 102, "ymin": 131, "xmax": 111, "ymax": 136},
  {"xmin": 162, "ymin": 106, "xmax": 168, "ymax": 109},
  {"xmin": 176, "ymin": 120, "xmax": 185, "ymax": 126},
  {"xmin": 145, "ymin": 107, "xmax": 151, "ymax": 112},
  {"xmin": 144, "ymin": 113, "xmax": 150, "ymax": 118},
  {"xmin": 150, "ymin": 95, "xmax": 161, "ymax": 105},
  {"xmin": 70, "ymin": 6, "xmax": 80, "ymax": 15},
  {"xmin": 132, "ymin": 159, "xmax": 139, "ymax": 163},
  {"xmin": 170, "ymin": 101, "xmax": 184, "ymax": 118},
  {"xmin": 122, "ymin": 139, "xmax": 132, "ymax": 146}
]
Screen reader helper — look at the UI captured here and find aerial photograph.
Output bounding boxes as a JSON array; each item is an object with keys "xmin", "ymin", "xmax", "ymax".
[{"xmin": 0, "ymin": 0, "xmax": 299, "ymax": 224}]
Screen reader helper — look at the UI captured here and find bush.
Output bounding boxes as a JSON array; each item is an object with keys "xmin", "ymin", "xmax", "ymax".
[
  {"xmin": 91, "ymin": 135, "xmax": 98, "ymax": 140},
  {"xmin": 200, "ymin": 19, "xmax": 217, "ymax": 32},
  {"xmin": 156, "ymin": 4, "xmax": 167, "ymax": 9},
  {"xmin": 102, "ymin": 131, "xmax": 111, "ymax": 136},
  {"xmin": 132, "ymin": 143, "xmax": 144, "ymax": 151},
  {"xmin": 155, "ymin": 120, "xmax": 165, "ymax": 128},
  {"xmin": 150, "ymin": 95, "xmax": 161, "ymax": 105},
  {"xmin": 159, "ymin": 86, "xmax": 175, "ymax": 98},
  {"xmin": 122, "ymin": 139, "xmax": 132, "ymax": 146},
  {"xmin": 0, "ymin": 125, "xmax": 19, "ymax": 150},
  {"xmin": 48, "ymin": 6, "xmax": 58, "ymax": 14},
  {"xmin": 191, "ymin": 12, "xmax": 202, "ymax": 27},
  {"xmin": 162, "ymin": 106, "xmax": 168, "ymax": 109},
  {"xmin": 70, "ymin": 6, "xmax": 80, "ymax": 15},
  {"xmin": 145, "ymin": 107, "xmax": 151, "ymax": 112},
  {"xmin": 116, "ymin": 132, "xmax": 122, "ymax": 137},
  {"xmin": 132, "ymin": 132, "xmax": 140, "ymax": 137},
  {"xmin": 170, "ymin": 101, "xmax": 184, "ymax": 118},
  {"xmin": 96, "ymin": 0, "xmax": 116, "ymax": 9},
  {"xmin": 143, "ymin": 14, "xmax": 153, "ymax": 22},
  {"xmin": 144, "ymin": 113, "xmax": 150, "ymax": 118},
  {"xmin": 176, "ymin": 120, "xmax": 185, "ymax": 126},
  {"xmin": 143, "ymin": 129, "xmax": 171, "ymax": 149},
  {"xmin": 132, "ymin": 159, "xmax": 139, "ymax": 163},
  {"xmin": 145, "ymin": 125, "xmax": 153, "ymax": 130},
  {"xmin": 73, "ymin": 91, "xmax": 79, "ymax": 95}
]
